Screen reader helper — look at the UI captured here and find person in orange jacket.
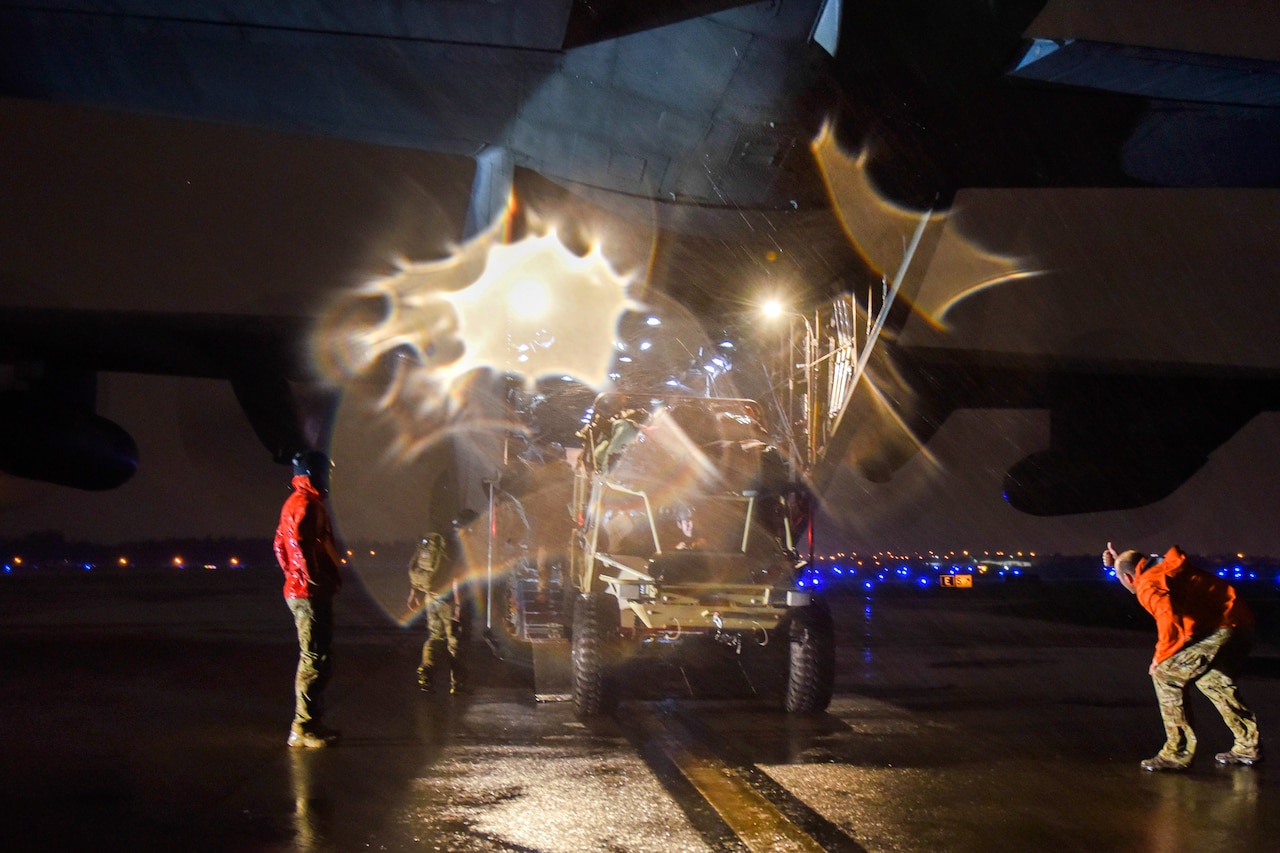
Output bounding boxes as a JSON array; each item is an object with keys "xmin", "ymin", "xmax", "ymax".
[
  {"xmin": 275, "ymin": 450, "xmax": 343, "ymax": 748},
  {"xmin": 1104, "ymin": 542, "xmax": 1261, "ymax": 771}
]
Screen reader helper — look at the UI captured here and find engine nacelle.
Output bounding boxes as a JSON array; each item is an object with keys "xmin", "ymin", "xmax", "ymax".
[{"xmin": 0, "ymin": 393, "xmax": 138, "ymax": 490}]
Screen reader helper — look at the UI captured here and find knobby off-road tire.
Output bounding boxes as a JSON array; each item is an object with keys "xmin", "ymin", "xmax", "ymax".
[
  {"xmin": 784, "ymin": 598, "xmax": 835, "ymax": 713},
  {"xmin": 571, "ymin": 591, "xmax": 620, "ymax": 717}
]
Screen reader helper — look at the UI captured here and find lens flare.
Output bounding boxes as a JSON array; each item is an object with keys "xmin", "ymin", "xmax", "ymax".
[
  {"xmin": 810, "ymin": 122, "xmax": 1031, "ymax": 328},
  {"xmin": 316, "ymin": 218, "xmax": 642, "ymax": 463}
]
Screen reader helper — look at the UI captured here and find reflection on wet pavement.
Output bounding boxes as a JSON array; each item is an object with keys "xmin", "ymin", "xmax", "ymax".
[{"xmin": 4, "ymin": 572, "xmax": 1280, "ymax": 851}]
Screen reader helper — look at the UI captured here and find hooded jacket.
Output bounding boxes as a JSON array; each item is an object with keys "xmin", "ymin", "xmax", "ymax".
[
  {"xmin": 274, "ymin": 475, "xmax": 343, "ymax": 600},
  {"xmin": 1134, "ymin": 546, "xmax": 1253, "ymax": 665}
]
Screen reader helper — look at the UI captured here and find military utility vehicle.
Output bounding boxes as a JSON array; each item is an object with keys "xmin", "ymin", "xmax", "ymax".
[{"xmin": 566, "ymin": 393, "xmax": 834, "ymax": 716}]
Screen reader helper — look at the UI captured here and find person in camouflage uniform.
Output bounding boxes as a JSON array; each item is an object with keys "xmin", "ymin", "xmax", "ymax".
[
  {"xmin": 407, "ymin": 531, "xmax": 464, "ymax": 693},
  {"xmin": 1105, "ymin": 542, "xmax": 1261, "ymax": 771}
]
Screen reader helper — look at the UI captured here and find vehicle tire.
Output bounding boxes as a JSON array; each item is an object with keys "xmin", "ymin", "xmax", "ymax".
[
  {"xmin": 784, "ymin": 598, "xmax": 835, "ymax": 713},
  {"xmin": 571, "ymin": 591, "xmax": 620, "ymax": 717}
]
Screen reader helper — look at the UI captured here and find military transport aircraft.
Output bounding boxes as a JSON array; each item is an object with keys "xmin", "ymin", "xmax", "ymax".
[{"xmin": 1, "ymin": 0, "xmax": 1278, "ymax": 518}]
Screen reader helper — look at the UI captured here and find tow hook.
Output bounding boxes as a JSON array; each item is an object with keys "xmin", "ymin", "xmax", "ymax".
[
  {"xmin": 713, "ymin": 630, "xmax": 744, "ymax": 654},
  {"xmin": 711, "ymin": 614, "xmax": 744, "ymax": 653}
]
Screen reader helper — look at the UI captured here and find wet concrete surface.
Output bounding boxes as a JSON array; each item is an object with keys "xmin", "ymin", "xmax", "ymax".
[{"xmin": 2, "ymin": 569, "xmax": 1279, "ymax": 852}]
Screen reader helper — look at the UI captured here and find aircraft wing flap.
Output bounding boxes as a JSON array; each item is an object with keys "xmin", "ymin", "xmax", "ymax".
[
  {"xmin": 1011, "ymin": 38, "xmax": 1280, "ymax": 108},
  {"xmin": 15, "ymin": 1, "xmax": 576, "ymax": 50}
]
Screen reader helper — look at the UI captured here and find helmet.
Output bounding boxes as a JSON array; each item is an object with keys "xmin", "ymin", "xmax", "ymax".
[{"xmin": 291, "ymin": 450, "xmax": 332, "ymax": 494}]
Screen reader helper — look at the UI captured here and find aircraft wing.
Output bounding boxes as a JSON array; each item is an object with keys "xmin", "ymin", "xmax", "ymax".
[
  {"xmin": 2, "ymin": 0, "xmax": 1279, "ymax": 520},
  {"xmin": 812, "ymin": 186, "xmax": 1280, "ymax": 516},
  {"xmin": 0, "ymin": 308, "xmax": 320, "ymax": 489},
  {"xmin": 0, "ymin": 0, "xmax": 838, "ymax": 223}
]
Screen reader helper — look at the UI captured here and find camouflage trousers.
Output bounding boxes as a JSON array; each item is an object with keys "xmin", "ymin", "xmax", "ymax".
[
  {"xmin": 288, "ymin": 596, "xmax": 334, "ymax": 731},
  {"xmin": 1151, "ymin": 627, "xmax": 1260, "ymax": 761},
  {"xmin": 420, "ymin": 597, "xmax": 463, "ymax": 688}
]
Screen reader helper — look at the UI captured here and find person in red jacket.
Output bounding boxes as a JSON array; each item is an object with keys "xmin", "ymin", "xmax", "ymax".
[
  {"xmin": 1104, "ymin": 542, "xmax": 1261, "ymax": 771},
  {"xmin": 275, "ymin": 450, "xmax": 343, "ymax": 748}
]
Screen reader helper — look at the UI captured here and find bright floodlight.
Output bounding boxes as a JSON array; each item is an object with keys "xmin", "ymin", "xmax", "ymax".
[
  {"xmin": 508, "ymin": 277, "xmax": 550, "ymax": 318},
  {"xmin": 762, "ymin": 300, "xmax": 783, "ymax": 318}
]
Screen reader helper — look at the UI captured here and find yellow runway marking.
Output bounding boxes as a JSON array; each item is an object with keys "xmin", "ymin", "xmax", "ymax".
[{"xmin": 644, "ymin": 711, "xmax": 827, "ymax": 853}]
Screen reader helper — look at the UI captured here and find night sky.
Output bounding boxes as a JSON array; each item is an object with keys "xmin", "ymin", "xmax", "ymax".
[{"xmin": 5, "ymin": 95, "xmax": 1280, "ymax": 558}]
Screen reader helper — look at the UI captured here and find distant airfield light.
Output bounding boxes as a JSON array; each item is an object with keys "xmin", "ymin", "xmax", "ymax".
[
  {"xmin": 639, "ymin": 340, "xmax": 652, "ymax": 351},
  {"xmin": 203, "ymin": 564, "xmax": 218, "ymax": 570},
  {"xmin": 117, "ymin": 557, "xmax": 128, "ymax": 567},
  {"xmin": 369, "ymin": 550, "xmax": 377, "ymax": 556},
  {"xmin": 718, "ymin": 340, "xmax": 734, "ymax": 349},
  {"xmin": 645, "ymin": 316, "xmax": 662, "ymax": 326},
  {"xmin": 229, "ymin": 557, "xmax": 240, "ymax": 567},
  {"xmin": 173, "ymin": 556, "xmax": 184, "ymax": 568},
  {"xmin": 13, "ymin": 556, "xmax": 21, "ymax": 565}
]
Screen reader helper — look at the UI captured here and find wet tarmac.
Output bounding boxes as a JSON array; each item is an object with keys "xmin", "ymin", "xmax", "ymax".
[{"xmin": 3, "ymin": 568, "xmax": 1279, "ymax": 852}]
